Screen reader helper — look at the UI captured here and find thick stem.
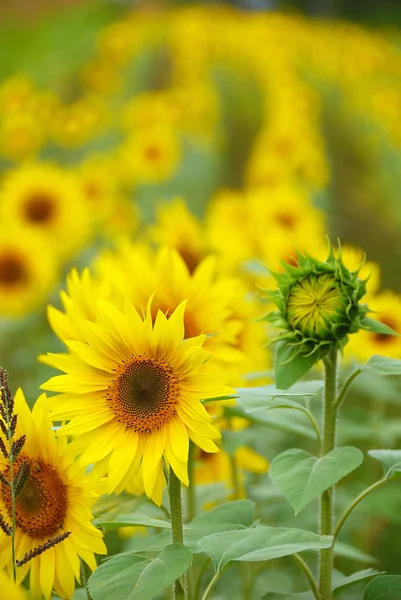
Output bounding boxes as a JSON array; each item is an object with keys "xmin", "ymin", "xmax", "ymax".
[
  {"xmin": 4, "ymin": 397, "xmax": 16, "ymax": 581},
  {"xmin": 168, "ymin": 468, "xmax": 186, "ymax": 600},
  {"xmin": 319, "ymin": 348, "xmax": 338, "ymax": 600}
]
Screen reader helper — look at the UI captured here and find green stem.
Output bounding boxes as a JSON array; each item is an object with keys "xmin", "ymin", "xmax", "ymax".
[
  {"xmin": 334, "ymin": 368, "xmax": 361, "ymax": 410},
  {"xmin": 200, "ymin": 572, "xmax": 220, "ymax": 600},
  {"xmin": 333, "ymin": 478, "xmax": 388, "ymax": 542},
  {"xmin": 168, "ymin": 468, "xmax": 186, "ymax": 600},
  {"xmin": 293, "ymin": 554, "xmax": 320, "ymax": 600},
  {"xmin": 229, "ymin": 452, "xmax": 241, "ymax": 500},
  {"xmin": 187, "ymin": 443, "xmax": 196, "ymax": 522},
  {"xmin": 319, "ymin": 348, "xmax": 338, "ymax": 600}
]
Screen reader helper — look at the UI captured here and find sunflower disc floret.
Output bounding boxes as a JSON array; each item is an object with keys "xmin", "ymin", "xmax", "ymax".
[{"xmin": 264, "ymin": 243, "xmax": 397, "ymax": 389}]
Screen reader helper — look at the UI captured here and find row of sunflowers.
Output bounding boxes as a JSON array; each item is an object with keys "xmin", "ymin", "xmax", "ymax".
[{"xmin": 1, "ymin": 5, "xmax": 401, "ymax": 599}]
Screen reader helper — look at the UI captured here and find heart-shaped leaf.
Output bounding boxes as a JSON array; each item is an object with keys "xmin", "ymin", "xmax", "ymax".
[
  {"xmin": 197, "ymin": 526, "xmax": 332, "ymax": 572},
  {"xmin": 88, "ymin": 543, "xmax": 192, "ymax": 600},
  {"xmin": 269, "ymin": 447, "xmax": 364, "ymax": 513}
]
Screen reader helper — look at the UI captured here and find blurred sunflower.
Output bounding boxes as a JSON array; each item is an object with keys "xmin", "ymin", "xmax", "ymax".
[
  {"xmin": 119, "ymin": 127, "xmax": 181, "ymax": 185},
  {"xmin": 347, "ymin": 291, "xmax": 401, "ymax": 361},
  {"xmin": 0, "ymin": 163, "xmax": 90, "ymax": 260},
  {"xmin": 0, "ymin": 230, "xmax": 57, "ymax": 318},
  {"xmin": 41, "ymin": 301, "xmax": 232, "ymax": 505},
  {"xmin": 149, "ymin": 198, "xmax": 207, "ymax": 273},
  {"xmin": 0, "ymin": 390, "xmax": 106, "ymax": 599}
]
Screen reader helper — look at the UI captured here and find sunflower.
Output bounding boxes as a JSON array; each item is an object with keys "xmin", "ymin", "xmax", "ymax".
[
  {"xmin": 0, "ymin": 230, "xmax": 58, "ymax": 318},
  {"xmin": 0, "ymin": 163, "xmax": 90, "ymax": 260},
  {"xmin": 0, "ymin": 569, "xmax": 27, "ymax": 600},
  {"xmin": 41, "ymin": 300, "xmax": 232, "ymax": 505},
  {"xmin": 347, "ymin": 291, "xmax": 401, "ymax": 361},
  {"xmin": 118, "ymin": 127, "xmax": 181, "ymax": 185},
  {"xmin": 0, "ymin": 390, "xmax": 106, "ymax": 600},
  {"xmin": 148, "ymin": 198, "xmax": 207, "ymax": 273}
]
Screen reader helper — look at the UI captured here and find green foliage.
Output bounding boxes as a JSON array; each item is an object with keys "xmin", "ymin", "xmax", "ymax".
[
  {"xmin": 88, "ymin": 543, "xmax": 192, "ymax": 600},
  {"xmin": 362, "ymin": 355, "xmax": 401, "ymax": 375},
  {"xmin": 332, "ymin": 569, "xmax": 385, "ymax": 595},
  {"xmin": 363, "ymin": 575, "xmax": 401, "ymax": 599},
  {"xmin": 269, "ymin": 447, "xmax": 364, "ymax": 514},
  {"xmin": 368, "ymin": 450, "xmax": 401, "ymax": 478},
  {"xmin": 197, "ymin": 526, "xmax": 332, "ymax": 572}
]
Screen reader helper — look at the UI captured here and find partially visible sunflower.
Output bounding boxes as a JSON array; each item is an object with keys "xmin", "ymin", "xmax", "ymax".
[
  {"xmin": 41, "ymin": 300, "xmax": 232, "ymax": 505},
  {"xmin": 0, "ymin": 163, "xmax": 90, "ymax": 260},
  {"xmin": 347, "ymin": 290, "xmax": 401, "ymax": 361},
  {"xmin": 148, "ymin": 198, "xmax": 207, "ymax": 273},
  {"xmin": 0, "ymin": 569, "xmax": 27, "ymax": 600},
  {"xmin": 0, "ymin": 230, "xmax": 58, "ymax": 318},
  {"xmin": 0, "ymin": 390, "xmax": 106, "ymax": 600}
]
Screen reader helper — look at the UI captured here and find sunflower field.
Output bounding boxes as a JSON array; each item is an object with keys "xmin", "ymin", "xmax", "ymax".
[{"xmin": 2, "ymin": 1, "xmax": 401, "ymax": 599}]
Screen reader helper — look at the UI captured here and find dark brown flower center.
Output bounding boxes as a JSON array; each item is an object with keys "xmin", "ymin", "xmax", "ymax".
[
  {"xmin": 107, "ymin": 355, "xmax": 180, "ymax": 433},
  {"xmin": 0, "ymin": 253, "xmax": 28, "ymax": 287},
  {"xmin": 24, "ymin": 193, "xmax": 56, "ymax": 224},
  {"xmin": 1, "ymin": 457, "xmax": 68, "ymax": 538}
]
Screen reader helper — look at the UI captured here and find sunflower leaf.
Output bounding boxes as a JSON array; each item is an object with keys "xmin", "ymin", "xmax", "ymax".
[
  {"xmin": 88, "ymin": 543, "xmax": 192, "ymax": 600},
  {"xmin": 363, "ymin": 575, "xmax": 401, "ymax": 599},
  {"xmin": 197, "ymin": 526, "xmax": 332, "ymax": 572},
  {"xmin": 333, "ymin": 569, "xmax": 385, "ymax": 596},
  {"xmin": 368, "ymin": 450, "xmax": 401, "ymax": 478},
  {"xmin": 362, "ymin": 355, "xmax": 401, "ymax": 376},
  {"xmin": 269, "ymin": 447, "xmax": 364, "ymax": 514}
]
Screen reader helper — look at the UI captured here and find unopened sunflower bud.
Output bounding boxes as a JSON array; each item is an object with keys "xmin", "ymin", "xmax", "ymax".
[{"xmin": 264, "ymin": 242, "xmax": 398, "ymax": 389}]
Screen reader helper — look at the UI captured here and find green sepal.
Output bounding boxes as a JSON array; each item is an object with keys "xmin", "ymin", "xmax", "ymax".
[
  {"xmin": 359, "ymin": 317, "xmax": 399, "ymax": 336},
  {"xmin": 274, "ymin": 341, "xmax": 321, "ymax": 390}
]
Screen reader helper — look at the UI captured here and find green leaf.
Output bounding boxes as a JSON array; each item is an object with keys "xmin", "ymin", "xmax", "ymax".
[
  {"xmin": 333, "ymin": 569, "xmax": 385, "ymax": 595},
  {"xmin": 368, "ymin": 450, "xmax": 401, "ymax": 478},
  {"xmin": 275, "ymin": 342, "xmax": 320, "ymax": 390},
  {"xmin": 363, "ymin": 355, "xmax": 401, "ymax": 376},
  {"xmin": 197, "ymin": 526, "xmax": 332, "ymax": 572},
  {"xmin": 334, "ymin": 542, "xmax": 376, "ymax": 564},
  {"xmin": 95, "ymin": 514, "xmax": 171, "ymax": 530},
  {"xmin": 236, "ymin": 381, "xmax": 323, "ymax": 406},
  {"xmin": 363, "ymin": 575, "xmax": 401, "ymax": 599},
  {"xmin": 187, "ymin": 499, "xmax": 254, "ymax": 531},
  {"xmin": 122, "ymin": 500, "xmax": 255, "ymax": 554},
  {"xmin": 88, "ymin": 543, "xmax": 192, "ymax": 600},
  {"xmin": 269, "ymin": 447, "xmax": 364, "ymax": 514},
  {"xmin": 360, "ymin": 318, "xmax": 399, "ymax": 336}
]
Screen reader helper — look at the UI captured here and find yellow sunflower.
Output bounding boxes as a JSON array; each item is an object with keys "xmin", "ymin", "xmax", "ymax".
[
  {"xmin": 41, "ymin": 300, "xmax": 232, "ymax": 505},
  {"xmin": 0, "ymin": 390, "xmax": 106, "ymax": 600},
  {"xmin": 148, "ymin": 198, "xmax": 207, "ymax": 273},
  {"xmin": 0, "ymin": 230, "xmax": 58, "ymax": 318},
  {"xmin": 0, "ymin": 163, "xmax": 90, "ymax": 260},
  {"xmin": 118, "ymin": 127, "xmax": 181, "ymax": 185}
]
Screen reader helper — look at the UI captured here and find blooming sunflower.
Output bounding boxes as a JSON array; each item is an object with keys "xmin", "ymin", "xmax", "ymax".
[
  {"xmin": 0, "ymin": 230, "xmax": 57, "ymax": 318},
  {"xmin": 41, "ymin": 300, "xmax": 232, "ymax": 505},
  {"xmin": 0, "ymin": 163, "xmax": 90, "ymax": 260},
  {"xmin": 0, "ymin": 390, "xmax": 106, "ymax": 600}
]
